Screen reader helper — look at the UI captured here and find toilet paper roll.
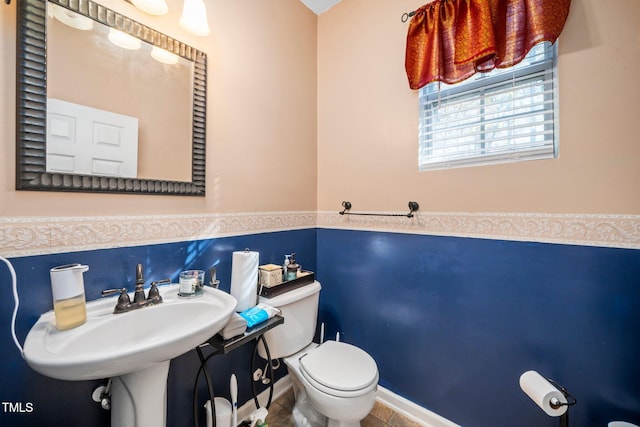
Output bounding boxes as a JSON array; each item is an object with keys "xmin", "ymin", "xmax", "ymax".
[
  {"xmin": 519, "ymin": 370, "xmax": 568, "ymax": 417},
  {"xmin": 230, "ymin": 251, "xmax": 259, "ymax": 312}
]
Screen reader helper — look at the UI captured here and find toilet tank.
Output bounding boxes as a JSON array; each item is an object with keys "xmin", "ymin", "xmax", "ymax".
[{"xmin": 258, "ymin": 281, "xmax": 321, "ymax": 359}]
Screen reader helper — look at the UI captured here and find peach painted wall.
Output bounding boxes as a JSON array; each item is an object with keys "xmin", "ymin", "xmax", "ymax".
[
  {"xmin": 3, "ymin": 0, "xmax": 638, "ymax": 219},
  {"xmin": 317, "ymin": 0, "xmax": 640, "ymax": 215},
  {"xmin": 0, "ymin": 0, "xmax": 317, "ymax": 216}
]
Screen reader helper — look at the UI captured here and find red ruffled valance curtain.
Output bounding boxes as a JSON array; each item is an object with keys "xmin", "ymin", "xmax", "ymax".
[{"xmin": 405, "ymin": 0, "xmax": 571, "ymax": 90}]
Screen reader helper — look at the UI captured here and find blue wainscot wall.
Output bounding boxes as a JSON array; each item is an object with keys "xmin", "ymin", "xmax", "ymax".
[
  {"xmin": 1, "ymin": 227, "xmax": 639, "ymax": 426},
  {"xmin": 0, "ymin": 229, "xmax": 316, "ymax": 427},
  {"xmin": 316, "ymin": 229, "xmax": 640, "ymax": 427}
]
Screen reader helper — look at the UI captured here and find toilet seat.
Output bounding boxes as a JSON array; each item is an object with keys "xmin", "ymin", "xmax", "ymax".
[{"xmin": 299, "ymin": 341, "xmax": 378, "ymax": 398}]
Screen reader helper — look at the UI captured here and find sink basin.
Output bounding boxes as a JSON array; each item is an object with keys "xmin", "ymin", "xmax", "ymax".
[{"xmin": 24, "ymin": 284, "xmax": 237, "ymax": 381}]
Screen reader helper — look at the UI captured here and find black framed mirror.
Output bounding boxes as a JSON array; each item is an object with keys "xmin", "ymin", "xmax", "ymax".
[{"xmin": 16, "ymin": 0, "xmax": 206, "ymax": 195}]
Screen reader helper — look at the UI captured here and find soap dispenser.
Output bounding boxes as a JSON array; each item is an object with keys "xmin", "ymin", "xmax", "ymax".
[
  {"xmin": 286, "ymin": 253, "xmax": 299, "ymax": 281},
  {"xmin": 49, "ymin": 263, "xmax": 89, "ymax": 330}
]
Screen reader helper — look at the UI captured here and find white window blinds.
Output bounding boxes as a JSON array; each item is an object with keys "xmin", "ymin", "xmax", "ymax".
[{"xmin": 418, "ymin": 43, "xmax": 558, "ymax": 171}]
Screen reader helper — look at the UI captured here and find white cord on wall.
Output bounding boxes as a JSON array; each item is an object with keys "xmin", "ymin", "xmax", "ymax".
[{"xmin": 0, "ymin": 256, "xmax": 25, "ymax": 358}]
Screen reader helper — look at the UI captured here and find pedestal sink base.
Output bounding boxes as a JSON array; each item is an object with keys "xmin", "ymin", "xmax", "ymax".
[
  {"xmin": 23, "ymin": 284, "xmax": 237, "ymax": 426},
  {"xmin": 111, "ymin": 361, "xmax": 170, "ymax": 427}
]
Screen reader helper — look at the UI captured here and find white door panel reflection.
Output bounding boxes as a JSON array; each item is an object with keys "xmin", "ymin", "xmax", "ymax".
[{"xmin": 46, "ymin": 98, "xmax": 138, "ymax": 178}]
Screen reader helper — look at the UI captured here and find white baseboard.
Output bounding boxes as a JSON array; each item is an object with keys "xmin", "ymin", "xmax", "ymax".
[
  {"xmin": 236, "ymin": 375, "xmax": 460, "ymax": 427},
  {"xmin": 376, "ymin": 385, "xmax": 461, "ymax": 427}
]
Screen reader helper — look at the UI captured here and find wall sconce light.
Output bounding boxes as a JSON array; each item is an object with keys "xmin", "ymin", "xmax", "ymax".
[
  {"xmin": 4, "ymin": 0, "xmax": 212, "ymax": 37},
  {"xmin": 127, "ymin": 0, "xmax": 211, "ymax": 37},
  {"xmin": 179, "ymin": 0, "xmax": 211, "ymax": 36},
  {"xmin": 130, "ymin": 0, "xmax": 168, "ymax": 15}
]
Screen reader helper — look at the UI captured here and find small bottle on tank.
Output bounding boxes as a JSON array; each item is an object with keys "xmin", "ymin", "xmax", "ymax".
[{"xmin": 286, "ymin": 253, "xmax": 299, "ymax": 281}]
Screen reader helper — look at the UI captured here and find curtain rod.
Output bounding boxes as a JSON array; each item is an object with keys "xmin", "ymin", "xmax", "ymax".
[
  {"xmin": 401, "ymin": 10, "xmax": 416, "ymax": 22},
  {"xmin": 402, "ymin": 0, "xmax": 441, "ymax": 22}
]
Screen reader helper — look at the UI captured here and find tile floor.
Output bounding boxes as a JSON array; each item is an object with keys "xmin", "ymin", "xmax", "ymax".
[{"xmin": 264, "ymin": 388, "xmax": 423, "ymax": 427}]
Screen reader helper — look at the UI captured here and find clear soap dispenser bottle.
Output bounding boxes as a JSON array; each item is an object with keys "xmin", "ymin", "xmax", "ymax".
[
  {"xmin": 286, "ymin": 253, "xmax": 299, "ymax": 281},
  {"xmin": 50, "ymin": 263, "xmax": 89, "ymax": 330}
]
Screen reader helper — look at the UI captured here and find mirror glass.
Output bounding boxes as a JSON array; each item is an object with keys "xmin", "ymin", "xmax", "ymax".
[{"xmin": 16, "ymin": 0, "xmax": 207, "ymax": 195}]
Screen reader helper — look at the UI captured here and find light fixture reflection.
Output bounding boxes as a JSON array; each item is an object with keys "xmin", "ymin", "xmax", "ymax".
[
  {"xmin": 50, "ymin": 3, "xmax": 94, "ymax": 30},
  {"xmin": 151, "ymin": 46, "xmax": 180, "ymax": 65},
  {"xmin": 108, "ymin": 28, "xmax": 142, "ymax": 50},
  {"xmin": 179, "ymin": 0, "xmax": 211, "ymax": 36}
]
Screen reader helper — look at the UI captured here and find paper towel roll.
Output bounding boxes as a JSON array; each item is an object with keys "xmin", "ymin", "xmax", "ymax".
[
  {"xmin": 230, "ymin": 251, "xmax": 259, "ymax": 312},
  {"xmin": 519, "ymin": 370, "xmax": 568, "ymax": 417}
]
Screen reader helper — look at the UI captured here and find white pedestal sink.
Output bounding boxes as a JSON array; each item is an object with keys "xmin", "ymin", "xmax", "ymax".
[{"xmin": 23, "ymin": 284, "xmax": 237, "ymax": 427}]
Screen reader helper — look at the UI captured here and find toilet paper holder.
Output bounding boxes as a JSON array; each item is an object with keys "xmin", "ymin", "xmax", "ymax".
[
  {"xmin": 521, "ymin": 371, "xmax": 577, "ymax": 427},
  {"xmin": 547, "ymin": 377, "xmax": 576, "ymax": 427},
  {"xmin": 545, "ymin": 377, "xmax": 577, "ymax": 411}
]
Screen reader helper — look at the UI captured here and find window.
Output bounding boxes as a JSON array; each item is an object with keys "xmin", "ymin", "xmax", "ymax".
[{"xmin": 418, "ymin": 43, "xmax": 558, "ymax": 171}]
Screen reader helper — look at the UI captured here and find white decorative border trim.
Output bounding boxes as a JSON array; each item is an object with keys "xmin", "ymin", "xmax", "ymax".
[
  {"xmin": 317, "ymin": 211, "xmax": 640, "ymax": 249},
  {"xmin": 1, "ymin": 211, "xmax": 639, "ymax": 257},
  {"xmin": 0, "ymin": 212, "xmax": 317, "ymax": 257}
]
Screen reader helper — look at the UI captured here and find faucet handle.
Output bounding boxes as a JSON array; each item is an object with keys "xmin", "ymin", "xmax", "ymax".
[
  {"xmin": 102, "ymin": 288, "xmax": 131, "ymax": 313},
  {"xmin": 147, "ymin": 279, "xmax": 169, "ymax": 304},
  {"xmin": 101, "ymin": 287, "xmax": 127, "ymax": 297}
]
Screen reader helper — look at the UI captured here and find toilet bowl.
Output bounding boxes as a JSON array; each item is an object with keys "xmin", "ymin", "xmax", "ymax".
[
  {"xmin": 258, "ymin": 281, "xmax": 379, "ymax": 427},
  {"xmin": 287, "ymin": 341, "xmax": 378, "ymax": 426}
]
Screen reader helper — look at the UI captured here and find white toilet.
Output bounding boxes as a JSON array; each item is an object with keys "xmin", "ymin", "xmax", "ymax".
[{"xmin": 258, "ymin": 281, "xmax": 379, "ymax": 427}]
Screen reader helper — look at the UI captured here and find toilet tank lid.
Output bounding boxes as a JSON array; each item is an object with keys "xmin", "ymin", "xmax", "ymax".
[{"xmin": 259, "ymin": 281, "xmax": 321, "ymax": 306}]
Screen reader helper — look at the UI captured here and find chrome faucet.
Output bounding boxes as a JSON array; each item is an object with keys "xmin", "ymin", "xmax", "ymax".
[{"xmin": 102, "ymin": 264, "xmax": 168, "ymax": 314}]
